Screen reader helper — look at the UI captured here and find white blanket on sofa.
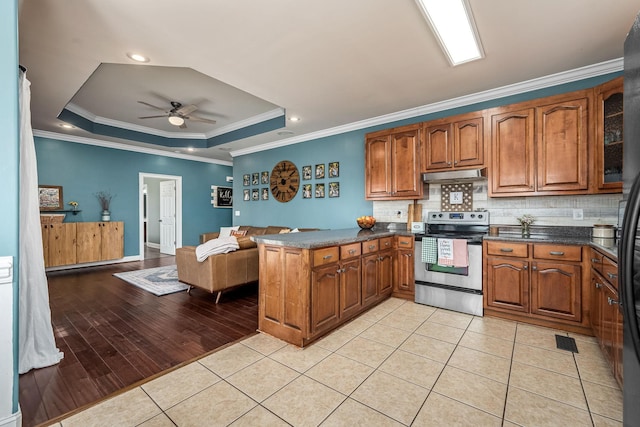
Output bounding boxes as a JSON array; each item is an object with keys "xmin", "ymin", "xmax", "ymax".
[{"xmin": 195, "ymin": 236, "xmax": 240, "ymax": 262}]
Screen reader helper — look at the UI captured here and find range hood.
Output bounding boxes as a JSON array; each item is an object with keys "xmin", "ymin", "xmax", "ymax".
[{"xmin": 422, "ymin": 167, "xmax": 487, "ymax": 184}]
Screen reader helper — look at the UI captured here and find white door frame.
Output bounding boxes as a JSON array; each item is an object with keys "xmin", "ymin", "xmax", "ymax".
[{"xmin": 139, "ymin": 172, "xmax": 183, "ymax": 259}]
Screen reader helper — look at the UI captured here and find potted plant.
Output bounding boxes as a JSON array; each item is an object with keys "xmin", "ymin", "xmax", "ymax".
[{"xmin": 95, "ymin": 191, "xmax": 114, "ymax": 221}]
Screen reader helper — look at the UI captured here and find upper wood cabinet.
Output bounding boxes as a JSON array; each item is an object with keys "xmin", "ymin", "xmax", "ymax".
[
  {"xmin": 365, "ymin": 124, "xmax": 423, "ymax": 200},
  {"xmin": 594, "ymin": 76, "xmax": 623, "ymax": 193},
  {"xmin": 421, "ymin": 113, "xmax": 484, "ymax": 171},
  {"xmin": 489, "ymin": 91, "xmax": 590, "ymax": 196}
]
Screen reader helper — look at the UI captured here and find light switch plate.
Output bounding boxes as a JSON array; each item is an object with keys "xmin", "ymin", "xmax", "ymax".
[{"xmin": 235, "ymin": 210, "xmax": 241, "ymax": 217}]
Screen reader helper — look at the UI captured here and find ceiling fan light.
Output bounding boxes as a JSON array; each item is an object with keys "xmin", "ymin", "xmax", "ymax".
[{"xmin": 168, "ymin": 115, "xmax": 185, "ymax": 126}]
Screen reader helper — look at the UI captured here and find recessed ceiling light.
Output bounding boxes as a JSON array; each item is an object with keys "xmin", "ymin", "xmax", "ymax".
[
  {"xmin": 187, "ymin": 147, "xmax": 195, "ymax": 152},
  {"xmin": 289, "ymin": 116, "xmax": 300, "ymax": 122},
  {"xmin": 415, "ymin": 0, "xmax": 484, "ymax": 66},
  {"xmin": 59, "ymin": 123, "xmax": 75, "ymax": 129},
  {"xmin": 126, "ymin": 52, "xmax": 150, "ymax": 63},
  {"xmin": 217, "ymin": 147, "xmax": 231, "ymax": 151},
  {"xmin": 277, "ymin": 130, "xmax": 294, "ymax": 136}
]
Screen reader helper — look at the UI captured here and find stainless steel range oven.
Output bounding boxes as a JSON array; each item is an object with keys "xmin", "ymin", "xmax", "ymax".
[{"xmin": 414, "ymin": 211, "xmax": 489, "ymax": 316}]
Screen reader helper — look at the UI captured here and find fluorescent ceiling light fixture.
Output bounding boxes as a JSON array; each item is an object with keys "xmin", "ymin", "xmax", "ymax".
[
  {"xmin": 168, "ymin": 115, "xmax": 185, "ymax": 126},
  {"xmin": 415, "ymin": 0, "xmax": 484, "ymax": 66}
]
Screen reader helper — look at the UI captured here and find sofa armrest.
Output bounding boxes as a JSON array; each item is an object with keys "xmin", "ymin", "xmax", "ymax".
[{"xmin": 200, "ymin": 232, "xmax": 220, "ymax": 244}]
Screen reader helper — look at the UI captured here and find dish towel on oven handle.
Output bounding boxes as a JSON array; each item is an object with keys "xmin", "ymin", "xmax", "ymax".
[
  {"xmin": 452, "ymin": 239, "xmax": 469, "ymax": 267},
  {"xmin": 437, "ymin": 238, "xmax": 454, "ymax": 266},
  {"xmin": 421, "ymin": 237, "xmax": 437, "ymax": 264}
]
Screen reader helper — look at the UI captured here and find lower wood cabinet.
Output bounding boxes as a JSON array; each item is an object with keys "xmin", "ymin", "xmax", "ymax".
[
  {"xmin": 483, "ymin": 240, "xmax": 589, "ymax": 334},
  {"xmin": 42, "ymin": 221, "xmax": 124, "ymax": 267},
  {"xmin": 590, "ymin": 248, "xmax": 623, "ymax": 387},
  {"xmin": 393, "ymin": 235, "xmax": 415, "ymax": 299},
  {"xmin": 42, "ymin": 223, "xmax": 77, "ymax": 267},
  {"xmin": 258, "ymin": 236, "xmax": 402, "ymax": 347}
]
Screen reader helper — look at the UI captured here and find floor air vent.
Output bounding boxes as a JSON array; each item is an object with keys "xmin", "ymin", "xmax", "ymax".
[{"xmin": 555, "ymin": 335, "xmax": 579, "ymax": 353}]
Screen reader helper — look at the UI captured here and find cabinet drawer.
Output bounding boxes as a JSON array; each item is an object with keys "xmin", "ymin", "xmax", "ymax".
[
  {"xmin": 340, "ymin": 243, "xmax": 362, "ymax": 260},
  {"xmin": 396, "ymin": 236, "xmax": 414, "ymax": 250},
  {"xmin": 486, "ymin": 241, "xmax": 528, "ymax": 258},
  {"xmin": 379, "ymin": 237, "xmax": 394, "ymax": 250},
  {"xmin": 533, "ymin": 244, "xmax": 581, "ymax": 262},
  {"xmin": 590, "ymin": 248, "xmax": 604, "ymax": 274},
  {"xmin": 602, "ymin": 256, "xmax": 619, "ymax": 290},
  {"xmin": 362, "ymin": 239, "xmax": 379, "ymax": 254},
  {"xmin": 313, "ymin": 247, "xmax": 339, "ymax": 267}
]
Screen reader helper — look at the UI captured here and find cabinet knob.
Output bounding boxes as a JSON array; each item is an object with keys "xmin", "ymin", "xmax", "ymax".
[
  {"xmin": 523, "ymin": 265, "xmax": 528, "ymax": 270},
  {"xmin": 607, "ymin": 272, "xmax": 618, "ymax": 280},
  {"xmin": 407, "ymin": 253, "xmax": 412, "ymax": 257},
  {"xmin": 591, "ymin": 258, "xmax": 601, "ymax": 263},
  {"xmin": 369, "ymin": 245, "xmax": 376, "ymax": 250},
  {"xmin": 532, "ymin": 265, "xmax": 537, "ymax": 271},
  {"xmin": 323, "ymin": 255, "xmax": 333, "ymax": 260},
  {"xmin": 595, "ymin": 282, "xmax": 602, "ymax": 289},
  {"xmin": 607, "ymin": 296, "xmax": 618, "ymax": 306},
  {"xmin": 349, "ymin": 249, "xmax": 356, "ymax": 255}
]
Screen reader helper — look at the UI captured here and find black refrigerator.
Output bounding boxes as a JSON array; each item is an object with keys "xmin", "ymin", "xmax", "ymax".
[{"xmin": 622, "ymin": 11, "xmax": 640, "ymax": 426}]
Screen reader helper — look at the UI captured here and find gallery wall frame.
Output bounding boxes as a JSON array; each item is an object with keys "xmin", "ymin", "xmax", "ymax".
[{"xmin": 39, "ymin": 185, "xmax": 63, "ymax": 210}]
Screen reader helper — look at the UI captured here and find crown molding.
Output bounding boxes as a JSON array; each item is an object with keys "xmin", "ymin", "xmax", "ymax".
[
  {"xmin": 230, "ymin": 58, "xmax": 623, "ymax": 157},
  {"xmin": 204, "ymin": 108, "xmax": 285, "ymax": 138},
  {"xmin": 33, "ymin": 130, "xmax": 233, "ymax": 166}
]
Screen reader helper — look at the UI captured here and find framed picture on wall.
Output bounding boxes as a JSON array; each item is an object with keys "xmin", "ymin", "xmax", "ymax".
[
  {"xmin": 302, "ymin": 184, "xmax": 312, "ymax": 199},
  {"xmin": 329, "ymin": 162, "xmax": 339, "ymax": 178},
  {"xmin": 315, "ymin": 183, "xmax": 325, "ymax": 198},
  {"xmin": 211, "ymin": 185, "xmax": 233, "ymax": 208},
  {"xmin": 243, "ymin": 174, "xmax": 250, "ymax": 186},
  {"xmin": 261, "ymin": 171, "xmax": 269, "ymax": 184},
  {"xmin": 315, "ymin": 164, "xmax": 325, "ymax": 179},
  {"xmin": 329, "ymin": 182, "xmax": 340, "ymax": 198},
  {"xmin": 243, "ymin": 189, "xmax": 250, "ymax": 201},
  {"xmin": 302, "ymin": 165, "xmax": 312, "ymax": 180},
  {"xmin": 251, "ymin": 188, "xmax": 259, "ymax": 200},
  {"xmin": 261, "ymin": 188, "xmax": 269, "ymax": 200},
  {"xmin": 39, "ymin": 185, "xmax": 63, "ymax": 210},
  {"xmin": 252, "ymin": 173, "xmax": 259, "ymax": 185}
]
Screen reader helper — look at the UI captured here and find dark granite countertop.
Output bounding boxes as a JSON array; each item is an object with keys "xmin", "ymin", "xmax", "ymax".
[
  {"xmin": 251, "ymin": 227, "xmax": 408, "ymax": 249},
  {"xmin": 483, "ymin": 225, "xmax": 618, "ymax": 260}
]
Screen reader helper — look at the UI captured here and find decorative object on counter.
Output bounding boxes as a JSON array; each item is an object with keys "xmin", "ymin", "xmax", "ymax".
[
  {"xmin": 517, "ymin": 214, "xmax": 535, "ymax": 236},
  {"xmin": 357, "ymin": 215, "xmax": 376, "ymax": 229},
  {"xmin": 95, "ymin": 190, "xmax": 114, "ymax": 222},
  {"xmin": 592, "ymin": 224, "xmax": 615, "ymax": 239}
]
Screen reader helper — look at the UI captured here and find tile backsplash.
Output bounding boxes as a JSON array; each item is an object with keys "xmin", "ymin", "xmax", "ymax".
[{"xmin": 373, "ymin": 181, "xmax": 622, "ymax": 227}]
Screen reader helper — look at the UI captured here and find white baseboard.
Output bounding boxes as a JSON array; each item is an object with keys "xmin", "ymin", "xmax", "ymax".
[
  {"xmin": 0, "ymin": 409, "xmax": 22, "ymax": 427},
  {"xmin": 45, "ymin": 255, "xmax": 142, "ymax": 272},
  {"xmin": 146, "ymin": 242, "xmax": 160, "ymax": 249}
]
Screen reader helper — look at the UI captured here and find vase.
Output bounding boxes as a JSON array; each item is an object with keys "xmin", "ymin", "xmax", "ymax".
[
  {"xmin": 521, "ymin": 223, "xmax": 530, "ymax": 237},
  {"xmin": 101, "ymin": 210, "xmax": 111, "ymax": 222}
]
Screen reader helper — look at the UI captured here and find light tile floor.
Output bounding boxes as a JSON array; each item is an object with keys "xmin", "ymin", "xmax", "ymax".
[{"xmin": 53, "ymin": 298, "xmax": 623, "ymax": 427}]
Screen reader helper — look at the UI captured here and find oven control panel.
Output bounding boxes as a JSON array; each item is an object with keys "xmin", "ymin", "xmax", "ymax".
[{"xmin": 426, "ymin": 211, "xmax": 489, "ymax": 225}]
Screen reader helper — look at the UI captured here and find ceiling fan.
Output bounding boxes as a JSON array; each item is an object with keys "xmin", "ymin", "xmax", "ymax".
[{"xmin": 137, "ymin": 100, "xmax": 217, "ymax": 129}]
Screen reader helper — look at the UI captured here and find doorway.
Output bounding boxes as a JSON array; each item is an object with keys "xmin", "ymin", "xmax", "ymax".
[{"xmin": 139, "ymin": 173, "xmax": 183, "ymax": 259}]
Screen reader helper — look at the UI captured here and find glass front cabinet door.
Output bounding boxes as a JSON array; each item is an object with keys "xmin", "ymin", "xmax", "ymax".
[{"xmin": 595, "ymin": 76, "xmax": 623, "ymax": 193}]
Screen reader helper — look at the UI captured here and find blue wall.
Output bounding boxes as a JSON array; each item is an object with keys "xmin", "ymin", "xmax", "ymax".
[
  {"xmin": 35, "ymin": 137, "xmax": 233, "ymax": 251},
  {"xmin": 1, "ymin": 0, "xmax": 19, "ymax": 414},
  {"xmin": 234, "ymin": 71, "xmax": 622, "ymax": 229}
]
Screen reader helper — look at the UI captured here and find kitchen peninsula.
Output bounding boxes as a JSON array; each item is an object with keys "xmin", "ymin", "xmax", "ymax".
[{"xmin": 252, "ymin": 228, "xmax": 414, "ymax": 346}]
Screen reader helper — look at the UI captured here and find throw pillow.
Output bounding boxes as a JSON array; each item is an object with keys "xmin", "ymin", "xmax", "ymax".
[
  {"xmin": 230, "ymin": 229, "xmax": 247, "ymax": 237},
  {"xmin": 219, "ymin": 226, "xmax": 240, "ymax": 237},
  {"xmin": 236, "ymin": 236, "xmax": 257, "ymax": 249}
]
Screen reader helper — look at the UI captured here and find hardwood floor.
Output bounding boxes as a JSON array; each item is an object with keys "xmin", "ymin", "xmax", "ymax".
[{"xmin": 19, "ymin": 256, "xmax": 259, "ymax": 427}]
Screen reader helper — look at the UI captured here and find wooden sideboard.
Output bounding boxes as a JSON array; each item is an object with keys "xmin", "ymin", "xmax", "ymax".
[{"xmin": 42, "ymin": 221, "xmax": 124, "ymax": 267}]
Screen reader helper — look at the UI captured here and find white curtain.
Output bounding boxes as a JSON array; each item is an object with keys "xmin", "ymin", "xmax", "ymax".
[{"xmin": 18, "ymin": 69, "xmax": 63, "ymax": 374}]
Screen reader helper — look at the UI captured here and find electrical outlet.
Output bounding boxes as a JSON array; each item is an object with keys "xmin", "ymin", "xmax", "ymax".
[
  {"xmin": 235, "ymin": 210, "xmax": 241, "ymax": 217},
  {"xmin": 572, "ymin": 209, "xmax": 583, "ymax": 220},
  {"xmin": 396, "ymin": 210, "xmax": 402, "ymax": 218}
]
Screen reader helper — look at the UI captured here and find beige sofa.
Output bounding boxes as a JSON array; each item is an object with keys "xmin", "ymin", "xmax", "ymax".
[{"xmin": 176, "ymin": 225, "xmax": 315, "ymax": 303}]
